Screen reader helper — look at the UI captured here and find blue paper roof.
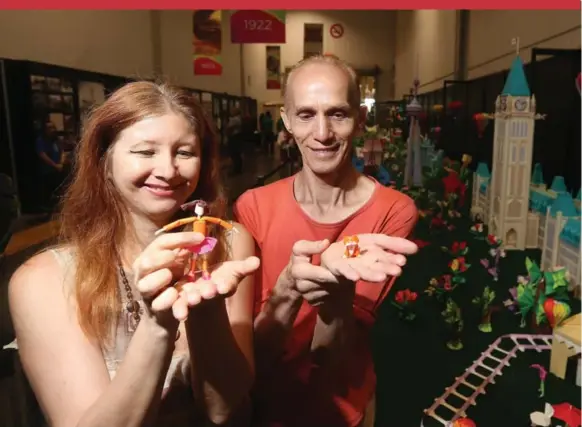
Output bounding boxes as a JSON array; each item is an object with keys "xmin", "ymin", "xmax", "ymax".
[
  {"xmin": 549, "ymin": 193, "xmax": 578, "ymax": 217},
  {"xmin": 550, "ymin": 176, "xmax": 568, "ymax": 194},
  {"xmin": 476, "ymin": 162, "xmax": 490, "ymax": 178},
  {"xmin": 502, "ymin": 56, "xmax": 531, "ymax": 97},
  {"xmin": 531, "ymin": 163, "xmax": 544, "ymax": 186},
  {"xmin": 560, "ymin": 218, "xmax": 580, "ymax": 247},
  {"xmin": 529, "ymin": 189, "xmax": 554, "ymax": 214}
]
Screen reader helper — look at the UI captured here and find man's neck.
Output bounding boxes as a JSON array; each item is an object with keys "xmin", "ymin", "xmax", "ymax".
[{"xmin": 294, "ymin": 163, "xmax": 362, "ymax": 210}]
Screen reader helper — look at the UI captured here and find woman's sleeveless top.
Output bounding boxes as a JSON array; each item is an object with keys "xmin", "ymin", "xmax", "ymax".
[{"xmin": 50, "ymin": 248, "xmax": 197, "ymax": 426}]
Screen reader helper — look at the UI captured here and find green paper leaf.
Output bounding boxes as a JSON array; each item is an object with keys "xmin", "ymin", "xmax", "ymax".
[
  {"xmin": 517, "ymin": 283, "xmax": 535, "ymax": 317},
  {"xmin": 544, "ymin": 267, "xmax": 569, "ymax": 296},
  {"xmin": 535, "ymin": 302, "xmax": 547, "ymax": 325},
  {"xmin": 525, "ymin": 257, "xmax": 542, "ymax": 284}
]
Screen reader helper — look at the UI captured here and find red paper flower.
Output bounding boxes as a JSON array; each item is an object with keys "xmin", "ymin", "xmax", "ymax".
[
  {"xmin": 395, "ymin": 289, "xmax": 418, "ymax": 304},
  {"xmin": 442, "ymin": 171, "xmax": 467, "ymax": 206},
  {"xmin": 487, "ymin": 234, "xmax": 501, "ymax": 246},
  {"xmin": 451, "ymin": 241, "xmax": 467, "ymax": 254},
  {"xmin": 449, "ymin": 257, "xmax": 468, "ymax": 273}
]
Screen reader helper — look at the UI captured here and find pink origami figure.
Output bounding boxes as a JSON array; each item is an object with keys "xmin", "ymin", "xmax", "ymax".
[
  {"xmin": 186, "ymin": 237, "xmax": 218, "ymax": 280},
  {"xmin": 156, "ymin": 200, "xmax": 234, "ymax": 280}
]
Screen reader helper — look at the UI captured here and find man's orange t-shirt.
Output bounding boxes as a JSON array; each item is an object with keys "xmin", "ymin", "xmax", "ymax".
[{"xmin": 233, "ymin": 176, "xmax": 418, "ymax": 427}]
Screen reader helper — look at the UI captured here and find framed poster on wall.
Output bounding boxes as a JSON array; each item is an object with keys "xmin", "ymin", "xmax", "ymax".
[
  {"xmin": 193, "ymin": 10, "xmax": 223, "ymax": 76},
  {"xmin": 266, "ymin": 46, "xmax": 281, "ymax": 89},
  {"xmin": 29, "ymin": 74, "xmax": 85, "ymax": 152}
]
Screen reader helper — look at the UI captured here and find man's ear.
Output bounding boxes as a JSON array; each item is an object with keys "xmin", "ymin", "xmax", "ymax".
[{"xmin": 280, "ymin": 107, "xmax": 292, "ymax": 134}]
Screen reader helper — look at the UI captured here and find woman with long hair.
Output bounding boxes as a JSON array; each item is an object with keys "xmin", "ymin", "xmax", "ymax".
[{"xmin": 9, "ymin": 82, "xmax": 258, "ymax": 427}]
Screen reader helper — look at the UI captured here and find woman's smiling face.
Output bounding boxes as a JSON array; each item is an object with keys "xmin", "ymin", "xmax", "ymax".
[{"xmin": 109, "ymin": 112, "xmax": 201, "ymax": 224}]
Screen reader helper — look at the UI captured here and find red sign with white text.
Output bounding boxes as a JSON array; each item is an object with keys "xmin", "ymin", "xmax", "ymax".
[
  {"xmin": 231, "ymin": 10, "xmax": 286, "ymax": 44},
  {"xmin": 193, "ymin": 57, "xmax": 222, "ymax": 76}
]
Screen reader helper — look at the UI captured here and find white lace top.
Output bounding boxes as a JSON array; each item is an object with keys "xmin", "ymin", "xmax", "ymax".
[{"xmin": 50, "ymin": 247, "xmax": 196, "ymax": 426}]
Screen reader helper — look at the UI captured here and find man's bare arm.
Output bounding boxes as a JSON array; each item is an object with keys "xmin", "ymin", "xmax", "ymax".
[{"xmin": 253, "ymin": 265, "xmax": 303, "ymax": 375}]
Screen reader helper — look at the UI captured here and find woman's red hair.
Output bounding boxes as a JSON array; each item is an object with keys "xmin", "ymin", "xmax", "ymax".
[{"xmin": 58, "ymin": 81, "xmax": 227, "ymax": 346}]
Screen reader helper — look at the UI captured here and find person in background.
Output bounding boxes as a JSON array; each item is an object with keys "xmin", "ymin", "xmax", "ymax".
[
  {"xmin": 36, "ymin": 120, "xmax": 64, "ymax": 212},
  {"xmin": 257, "ymin": 112, "xmax": 265, "ymax": 150},
  {"xmin": 227, "ymin": 107, "xmax": 244, "ymax": 176},
  {"xmin": 234, "ymin": 55, "xmax": 418, "ymax": 427},
  {"xmin": 259, "ymin": 111, "xmax": 274, "ymax": 155},
  {"xmin": 10, "ymin": 82, "xmax": 258, "ymax": 427}
]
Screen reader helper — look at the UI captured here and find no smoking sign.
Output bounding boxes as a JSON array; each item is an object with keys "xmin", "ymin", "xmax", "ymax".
[{"xmin": 330, "ymin": 23, "xmax": 344, "ymax": 39}]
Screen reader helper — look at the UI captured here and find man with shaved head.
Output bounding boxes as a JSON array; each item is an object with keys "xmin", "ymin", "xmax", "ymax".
[{"xmin": 234, "ymin": 55, "xmax": 418, "ymax": 427}]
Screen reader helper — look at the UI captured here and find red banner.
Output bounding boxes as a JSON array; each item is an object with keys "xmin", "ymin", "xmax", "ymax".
[
  {"xmin": 193, "ymin": 10, "xmax": 223, "ymax": 76},
  {"xmin": 230, "ymin": 10, "xmax": 286, "ymax": 44}
]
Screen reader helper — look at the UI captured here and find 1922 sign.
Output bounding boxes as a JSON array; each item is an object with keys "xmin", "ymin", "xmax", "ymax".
[
  {"xmin": 231, "ymin": 10, "xmax": 286, "ymax": 44},
  {"xmin": 244, "ymin": 19, "xmax": 272, "ymax": 31}
]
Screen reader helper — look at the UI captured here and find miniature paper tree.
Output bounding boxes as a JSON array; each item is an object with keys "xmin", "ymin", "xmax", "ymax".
[
  {"xmin": 472, "ymin": 286, "xmax": 496, "ymax": 333},
  {"xmin": 391, "ymin": 289, "xmax": 418, "ymax": 321},
  {"xmin": 480, "ymin": 234, "xmax": 506, "ymax": 281},
  {"xmin": 442, "ymin": 298, "xmax": 463, "ymax": 351},
  {"xmin": 514, "ymin": 258, "xmax": 572, "ymax": 329},
  {"xmin": 516, "ymin": 258, "xmax": 542, "ymax": 327}
]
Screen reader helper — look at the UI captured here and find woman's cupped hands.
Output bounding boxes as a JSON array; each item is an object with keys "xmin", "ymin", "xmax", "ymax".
[{"xmin": 132, "ymin": 232, "xmax": 259, "ymax": 323}]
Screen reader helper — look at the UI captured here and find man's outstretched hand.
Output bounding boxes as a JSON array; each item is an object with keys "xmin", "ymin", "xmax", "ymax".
[{"xmin": 321, "ymin": 234, "xmax": 418, "ymax": 283}]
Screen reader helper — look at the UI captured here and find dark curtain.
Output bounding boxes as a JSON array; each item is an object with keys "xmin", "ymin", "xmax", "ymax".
[
  {"xmin": 414, "ymin": 52, "xmax": 580, "ymax": 190},
  {"xmin": 530, "ymin": 53, "xmax": 581, "ymax": 192},
  {"xmin": 0, "ymin": 61, "xmax": 12, "ymax": 179}
]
